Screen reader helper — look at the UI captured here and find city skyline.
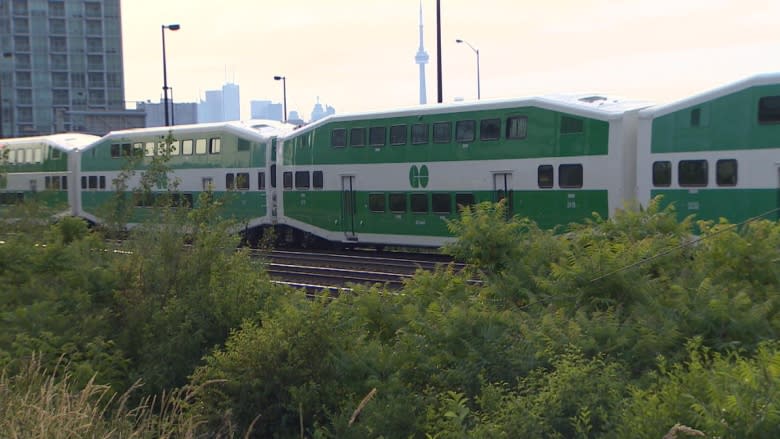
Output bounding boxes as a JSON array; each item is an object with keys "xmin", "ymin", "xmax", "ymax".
[{"xmin": 121, "ymin": 0, "xmax": 780, "ymax": 118}]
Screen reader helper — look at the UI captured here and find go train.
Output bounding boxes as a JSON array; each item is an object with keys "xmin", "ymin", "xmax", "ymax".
[{"xmin": 2, "ymin": 72, "xmax": 779, "ymax": 248}]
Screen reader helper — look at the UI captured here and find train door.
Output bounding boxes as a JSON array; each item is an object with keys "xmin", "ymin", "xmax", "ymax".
[
  {"xmin": 777, "ymin": 167, "xmax": 780, "ymax": 220},
  {"xmin": 493, "ymin": 172, "xmax": 513, "ymax": 216},
  {"xmin": 341, "ymin": 175, "xmax": 358, "ymax": 241}
]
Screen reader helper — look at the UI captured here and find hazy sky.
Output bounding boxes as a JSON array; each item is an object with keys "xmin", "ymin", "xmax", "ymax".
[{"xmin": 121, "ymin": 0, "xmax": 780, "ymax": 119}]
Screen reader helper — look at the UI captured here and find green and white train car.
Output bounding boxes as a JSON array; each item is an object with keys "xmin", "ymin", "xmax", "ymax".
[
  {"xmin": 637, "ymin": 73, "xmax": 780, "ymax": 225},
  {"xmin": 78, "ymin": 120, "xmax": 291, "ymax": 231},
  {"xmin": 0, "ymin": 133, "xmax": 99, "ymax": 215},
  {"xmin": 277, "ymin": 96, "xmax": 649, "ymax": 247}
]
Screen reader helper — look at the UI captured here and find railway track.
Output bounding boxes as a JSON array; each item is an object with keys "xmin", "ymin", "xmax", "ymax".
[{"xmin": 255, "ymin": 249, "xmax": 468, "ymax": 293}]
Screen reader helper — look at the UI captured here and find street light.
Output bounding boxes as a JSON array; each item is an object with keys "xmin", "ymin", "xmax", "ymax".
[
  {"xmin": 0, "ymin": 52, "xmax": 13, "ymax": 138},
  {"xmin": 456, "ymin": 38, "xmax": 480, "ymax": 100},
  {"xmin": 273, "ymin": 75, "xmax": 287, "ymax": 123},
  {"xmin": 161, "ymin": 23, "xmax": 180, "ymax": 127}
]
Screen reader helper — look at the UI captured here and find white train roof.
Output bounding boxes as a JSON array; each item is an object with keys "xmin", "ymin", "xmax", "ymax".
[
  {"xmin": 639, "ymin": 71, "xmax": 780, "ymax": 119},
  {"xmin": 287, "ymin": 94, "xmax": 652, "ymax": 137},
  {"xmin": 98, "ymin": 119, "xmax": 295, "ymax": 143},
  {"xmin": 0, "ymin": 133, "xmax": 100, "ymax": 151}
]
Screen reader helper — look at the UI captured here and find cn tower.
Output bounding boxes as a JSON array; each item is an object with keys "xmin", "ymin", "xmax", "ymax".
[{"xmin": 414, "ymin": 2, "xmax": 429, "ymax": 105}]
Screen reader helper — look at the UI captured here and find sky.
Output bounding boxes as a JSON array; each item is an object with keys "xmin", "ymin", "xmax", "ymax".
[{"xmin": 121, "ymin": 0, "xmax": 780, "ymax": 120}]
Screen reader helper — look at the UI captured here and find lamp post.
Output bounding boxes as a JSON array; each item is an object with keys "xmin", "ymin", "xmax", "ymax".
[
  {"xmin": 456, "ymin": 39, "xmax": 480, "ymax": 100},
  {"xmin": 273, "ymin": 75, "xmax": 287, "ymax": 123},
  {"xmin": 161, "ymin": 23, "xmax": 180, "ymax": 127},
  {"xmin": 0, "ymin": 52, "xmax": 12, "ymax": 138}
]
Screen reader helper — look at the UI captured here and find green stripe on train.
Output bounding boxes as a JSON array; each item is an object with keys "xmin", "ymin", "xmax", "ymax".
[
  {"xmin": 651, "ymin": 84, "xmax": 780, "ymax": 153},
  {"xmin": 283, "ymin": 190, "xmax": 609, "ymax": 237},
  {"xmin": 283, "ymin": 107, "xmax": 609, "ymax": 166},
  {"xmin": 652, "ymin": 189, "xmax": 780, "ymax": 224},
  {"xmin": 81, "ymin": 191, "xmax": 268, "ymax": 223}
]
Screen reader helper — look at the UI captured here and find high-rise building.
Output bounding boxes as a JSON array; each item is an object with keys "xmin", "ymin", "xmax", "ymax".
[
  {"xmin": 0, "ymin": 0, "xmax": 144, "ymax": 137},
  {"xmin": 221, "ymin": 82, "xmax": 239, "ymax": 121},
  {"xmin": 198, "ymin": 89, "xmax": 223, "ymax": 123},
  {"xmin": 250, "ymin": 100, "xmax": 283, "ymax": 121},
  {"xmin": 138, "ymin": 100, "xmax": 198, "ymax": 127},
  {"xmin": 310, "ymin": 97, "xmax": 335, "ymax": 122},
  {"xmin": 414, "ymin": 1, "xmax": 429, "ymax": 105},
  {"xmin": 197, "ymin": 82, "xmax": 240, "ymax": 123}
]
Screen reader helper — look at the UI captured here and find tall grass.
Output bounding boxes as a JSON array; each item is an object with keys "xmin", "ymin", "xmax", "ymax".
[{"xmin": 0, "ymin": 355, "xmax": 218, "ymax": 438}]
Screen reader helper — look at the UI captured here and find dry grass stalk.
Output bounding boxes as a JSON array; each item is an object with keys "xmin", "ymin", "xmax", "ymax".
[
  {"xmin": 663, "ymin": 423, "xmax": 706, "ymax": 438},
  {"xmin": 0, "ymin": 354, "xmax": 224, "ymax": 438},
  {"xmin": 348, "ymin": 387, "xmax": 377, "ymax": 427}
]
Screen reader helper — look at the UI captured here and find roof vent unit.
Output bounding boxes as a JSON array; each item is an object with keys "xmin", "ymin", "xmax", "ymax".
[{"xmin": 579, "ymin": 95, "xmax": 608, "ymax": 104}]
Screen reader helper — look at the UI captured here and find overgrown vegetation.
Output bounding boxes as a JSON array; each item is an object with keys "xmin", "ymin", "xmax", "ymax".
[{"xmin": 2, "ymin": 194, "xmax": 780, "ymax": 437}]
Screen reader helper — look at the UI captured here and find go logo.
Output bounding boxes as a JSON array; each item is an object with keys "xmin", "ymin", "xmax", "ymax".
[{"xmin": 409, "ymin": 164, "xmax": 429, "ymax": 188}]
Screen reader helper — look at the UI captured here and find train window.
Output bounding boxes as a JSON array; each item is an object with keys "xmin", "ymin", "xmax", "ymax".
[
  {"xmin": 99, "ymin": 176, "xmax": 106, "ymax": 189},
  {"xmin": 236, "ymin": 172, "xmax": 249, "ymax": 190},
  {"xmin": 226, "ymin": 173, "xmax": 235, "ymax": 190},
  {"xmin": 716, "ymin": 159, "xmax": 737, "ymax": 186},
  {"xmin": 331, "ymin": 128, "xmax": 347, "ymax": 147},
  {"xmin": 258, "ymin": 172, "xmax": 266, "ymax": 190},
  {"xmin": 182, "ymin": 140, "xmax": 193, "ymax": 155},
  {"xmin": 412, "ymin": 123, "xmax": 429, "ymax": 144},
  {"xmin": 25, "ymin": 149, "xmax": 33, "ymax": 163},
  {"xmin": 52, "ymin": 176, "xmax": 60, "ymax": 190},
  {"xmin": 45, "ymin": 176, "xmax": 51, "ymax": 189},
  {"xmin": 558, "ymin": 164, "xmax": 583, "ymax": 188},
  {"xmin": 202, "ymin": 177, "xmax": 214, "ymax": 191},
  {"xmin": 369, "ymin": 126, "xmax": 386, "ymax": 146},
  {"xmin": 7, "ymin": 150, "xmax": 15, "ymax": 164},
  {"xmin": 209, "ymin": 138, "xmax": 221, "ymax": 154},
  {"xmin": 432, "ymin": 193, "xmax": 452, "ymax": 214},
  {"xmin": 313, "ymin": 171, "xmax": 323, "ymax": 189},
  {"xmin": 169, "ymin": 141, "xmax": 180, "ymax": 155},
  {"xmin": 390, "ymin": 125, "xmax": 407, "ymax": 145},
  {"xmin": 51, "ymin": 149, "xmax": 62, "ymax": 159},
  {"xmin": 758, "ymin": 96, "xmax": 780, "ymax": 123},
  {"xmin": 433, "ymin": 122, "xmax": 452, "ymax": 143},
  {"xmin": 652, "ymin": 161, "xmax": 672, "ymax": 187},
  {"xmin": 538, "ymin": 165, "xmax": 554, "ymax": 188},
  {"xmin": 410, "ymin": 193, "xmax": 428, "ymax": 213},
  {"xmin": 88, "ymin": 175, "xmax": 97, "ymax": 189},
  {"xmin": 61, "ymin": 176, "xmax": 67, "ymax": 190},
  {"xmin": 133, "ymin": 143, "xmax": 144, "ymax": 156},
  {"xmin": 295, "ymin": 171, "xmax": 310, "ymax": 189},
  {"xmin": 480, "ymin": 118, "xmax": 500, "ymax": 141},
  {"xmin": 32, "ymin": 148, "xmax": 40, "ymax": 163},
  {"xmin": 690, "ymin": 108, "xmax": 701, "ymax": 127},
  {"xmin": 506, "ymin": 116, "xmax": 528, "ymax": 139},
  {"xmin": 368, "ymin": 193, "xmax": 386, "ymax": 212},
  {"xmin": 145, "ymin": 142, "xmax": 155, "ymax": 157},
  {"xmin": 81, "ymin": 176, "xmax": 87, "ymax": 189},
  {"xmin": 237, "ymin": 138, "xmax": 251, "ymax": 151},
  {"xmin": 389, "ymin": 193, "xmax": 406, "ymax": 212},
  {"xmin": 195, "ymin": 139, "xmax": 207, "ymax": 154},
  {"xmin": 560, "ymin": 116, "xmax": 584, "ymax": 134},
  {"xmin": 678, "ymin": 160, "xmax": 708, "ymax": 187},
  {"xmin": 271, "ymin": 164, "xmax": 277, "ymax": 188},
  {"xmin": 121, "ymin": 143, "xmax": 131, "ymax": 157},
  {"xmin": 110, "ymin": 143, "xmax": 120, "ymax": 158},
  {"xmin": 455, "ymin": 120, "xmax": 476, "ymax": 143},
  {"xmin": 455, "ymin": 193, "xmax": 475, "ymax": 210},
  {"xmin": 349, "ymin": 127, "xmax": 366, "ymax": 147},
  {"xmin": 283, "ymin": 171, "xmax": 293, "ymax": 189}
]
